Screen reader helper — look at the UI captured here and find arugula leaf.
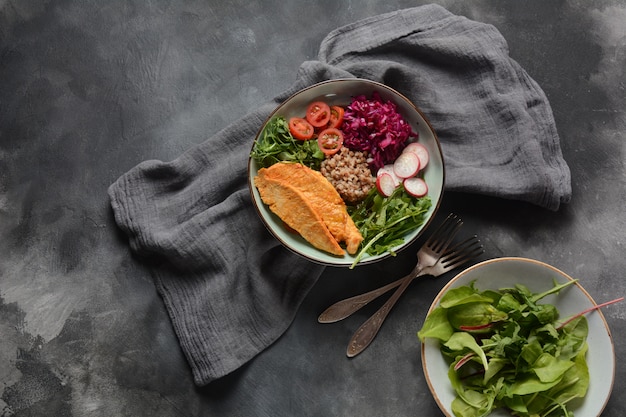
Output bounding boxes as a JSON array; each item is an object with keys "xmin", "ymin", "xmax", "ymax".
[
  {"xmin": 445, "ymin": 332, "xmax": 489, "ymax": 371},
  {"xmin": 557, "ymin": 316, "xmax": 588, "ymax": 360},
  {"xmin": 348, "ymin": 185, "xmax": 431, "ymax": 268}
]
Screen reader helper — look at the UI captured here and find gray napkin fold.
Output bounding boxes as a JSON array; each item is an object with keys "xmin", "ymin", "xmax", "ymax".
[{"xmin": 108, "ymin": 4, "xmax": 571, "ymax": 386}]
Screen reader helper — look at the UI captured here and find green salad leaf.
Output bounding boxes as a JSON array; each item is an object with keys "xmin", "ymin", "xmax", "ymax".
[
  {"xmin": 418, "ymin": 280, "xmax": 593, "ymax": 417},
  {"xmin": 250, "ymin": 116, "xmax": 324, "ymax": 170},
  {"xmin": 348, "ymin": 185, "xmax": 431, "ymax": 268}
]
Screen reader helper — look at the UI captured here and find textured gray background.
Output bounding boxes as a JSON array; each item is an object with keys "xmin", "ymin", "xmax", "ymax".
[{"xmin": 1, "ymin": 1, "xmax": 625, "ymax": 416}]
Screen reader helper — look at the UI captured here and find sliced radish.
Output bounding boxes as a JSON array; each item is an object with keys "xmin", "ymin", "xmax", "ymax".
[
  {"xmin": 377, "ymin": 164, "xmax": 401, "ymax": 187},
  {"xmin": 403, "ymin": 177, "xmax": 428, "ymax": 197},
  {"xmin": 393, "ymin": 151, "xmax": 420, "ymax": 179},
  {"xmin": 403, "ymin": 142, "xmax": 429, "ymax": 170},
  {"xmin": 376, "ymin": 172, "xmax": 397, "ymax": 197}
]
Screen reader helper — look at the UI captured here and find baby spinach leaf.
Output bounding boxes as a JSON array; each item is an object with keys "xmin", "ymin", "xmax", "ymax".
[
  {"xmin": 532, "ymin": 352, "xmax": 574, "ymax": 383},
  {"xmin": 519, "ymin": 339, "xmax": 543, "ymax": 366},
  {"xmin": 440, "ymin": 285, "xmax": 495, "ymax": 309},
  {"xmin": 508, "ymin": 373, "xmax": 562, "ymax": 396},
  {"xmin": 445, "ymin": 332, "xmax": 489, "ymax": 371},
  {"xmin": 417, "ymin": 306, "xmax": 454, "ymax": 342},
  {"xmin": 483, "ymin": 358, "xmax": 507, "ymax": 385},
  {"xmin": 495, "ymin": 292, "xmax": 523, "ymax": 313},
  {"xmin": 449, "ymin": 365, "xmax": 496, "ymax": 417},
  {"xmin": 447, "ymin": 302, "xmax": 507, "ymax": 330}
]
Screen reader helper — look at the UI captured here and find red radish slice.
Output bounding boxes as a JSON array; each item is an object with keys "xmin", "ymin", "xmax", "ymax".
[
  {"xmin": 403, "ymin": 142, "xmax": 429, "ymax": 170},
  {"xmin": 393, "ymin": 151, "xmax": 420, "ymax": 179},
  {"xmin": 376, "ymin": 172, "xmax": 397, "ymax": 197},
  {"xmin": 403, "ymin": 177, "xmax": 428, "ymax": 197},
  {"xmin": 377, "ymin": 164, "xmax": 401, "ymax": 187}
]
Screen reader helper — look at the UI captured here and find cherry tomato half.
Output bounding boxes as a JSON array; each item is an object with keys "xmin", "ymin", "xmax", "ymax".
[
  {"xmin": 288, "ymin": 117, "xmax": 314, "ymax": 140},
  {"xmin": 317, "ymin": 128, "xmax": 344, "ymax": 155},
  {"xmin": 306, "ymin": 101, "xmax": 331, "ymax": 128},
  {"xmin": 327, "ymin": 105, "xmax": 345, "ymax": 129}
]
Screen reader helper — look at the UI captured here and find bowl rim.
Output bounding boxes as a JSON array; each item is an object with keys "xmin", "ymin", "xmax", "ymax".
[
  {"xmin": 420, "ymin": 256, "xmax": 616, "ymax": 417},
  {"xmin": 247, "ymin": 78, "xmax": 445, "ymax": 267}
]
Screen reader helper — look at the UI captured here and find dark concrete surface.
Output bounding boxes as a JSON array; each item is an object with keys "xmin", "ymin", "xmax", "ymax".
[{"xmin": 1, "ymin": 1, "xmax": 625, "ymax": 416}]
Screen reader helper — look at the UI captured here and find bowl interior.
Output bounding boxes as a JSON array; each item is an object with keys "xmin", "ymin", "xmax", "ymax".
[
  {"xmin": 421, "ymin": 257, "xmax": 615, "ymax": 417},
  {"xmin": 248, "ymin": 79, "xmax": 444, "ymax": 267}
]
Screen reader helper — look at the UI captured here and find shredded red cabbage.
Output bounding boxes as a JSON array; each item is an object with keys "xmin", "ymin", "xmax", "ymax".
[{"xmin": 342, "ymin": 92, "xmax": 418, "ymax": 171}]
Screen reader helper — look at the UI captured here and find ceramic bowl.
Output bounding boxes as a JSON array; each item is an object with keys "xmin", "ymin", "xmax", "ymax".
[
  {"xmin": 421, "ymin": 257, "xmax": 615, "ymax": 417},
  {"xmin": 248, "ymin": 78, "xmax": 444, "ymax": 267}
]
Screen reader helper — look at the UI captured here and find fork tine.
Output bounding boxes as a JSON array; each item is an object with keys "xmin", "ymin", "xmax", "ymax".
[
  {"xmin": 439, "ymin": 235, "xmax": 483, "ymax": 269},
  {"xmin": 430, "ymin": 219, "xmax": 463, "ymax": 253},
  {"xmin": 423, "ymin": 214, "xmax": 459, "ymax": 246},
  {"xmin": 423, "ymin": 213, "xmax": 463, "ymax": 252}
]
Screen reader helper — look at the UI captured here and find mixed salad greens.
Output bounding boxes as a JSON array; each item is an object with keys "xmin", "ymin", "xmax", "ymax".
[
  {"xmin": 250, "ymin": 93, "xmax": 432, "ymax": 267},
  {"xmin": 250, "ymin": 116, "xmax": 324, "ymax": 170},
  {"xmin": 418, "ymin": 280, "xmax": 621, "ymax": 417}
]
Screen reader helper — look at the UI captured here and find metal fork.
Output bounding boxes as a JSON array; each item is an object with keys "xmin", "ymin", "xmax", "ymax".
[
  {"xmin": 318, "ymin": 213, "xmax": 463, "ymax": 324},
  {"xmin": 346, "ymin": 235, "xmax": 483, "ymax": 357}
]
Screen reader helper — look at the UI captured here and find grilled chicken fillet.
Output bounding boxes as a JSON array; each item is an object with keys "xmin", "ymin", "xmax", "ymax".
[{"xmin": 254, "ymin": 162, "xmax": 363, "ymax": 255}]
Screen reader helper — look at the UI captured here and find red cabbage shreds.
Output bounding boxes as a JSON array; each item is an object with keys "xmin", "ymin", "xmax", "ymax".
[{"xmin": 342, "ymin": 92, "xmax": 418, "ymax": 171}]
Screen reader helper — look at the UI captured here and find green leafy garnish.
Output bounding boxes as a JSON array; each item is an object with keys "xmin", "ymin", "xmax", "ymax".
[
  {"xmin": 348, "ymin": 185, "xmax": 431, "ymax": 268},
  {"xmin": 418, "ymin": 280, "xmax": 608, "ymax": 417},
  {"xmin": 250, "ymin": 116, "xmax": 324, "ymax": 170}
]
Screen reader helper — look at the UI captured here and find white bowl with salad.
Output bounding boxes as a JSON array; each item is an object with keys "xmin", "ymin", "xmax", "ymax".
[
  {"xmin": 248, "ymin": 78, "xmax": 444, "ymax": 267},
  {"xmin": 419, "ymin": 257, "xmax": 617, "ymax": 417}
]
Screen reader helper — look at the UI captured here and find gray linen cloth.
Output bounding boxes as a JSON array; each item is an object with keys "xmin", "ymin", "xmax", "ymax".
[{"xmin": 108, "ymin": 4, "xmax": 571, "ymax": 386}]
